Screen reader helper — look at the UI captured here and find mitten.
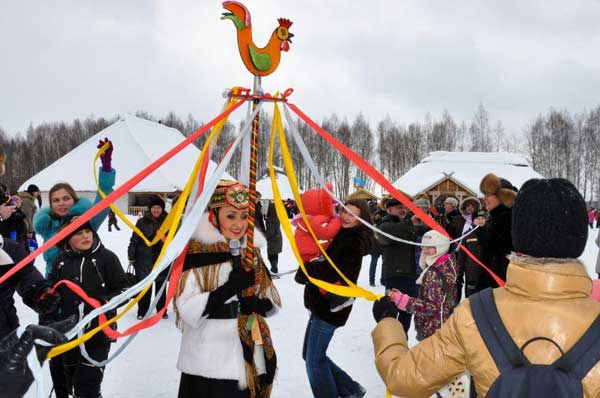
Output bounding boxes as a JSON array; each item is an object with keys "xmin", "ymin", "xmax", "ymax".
[
  {"xmin": 239, "ymin": 296, "xmax": 273, "ymax": 316},
  {"xmin": 97, "ymin": 138, "xmax": 113, "ymax": 172},
  {"xmin": 36, "ymin": 289, "xmax": 60, "ymax": 315},
  {"xmin": 202, "ymin": 267, "xmax": 255, "ymax": 316},
  {"xmin": 389, "ymin": 289, "xmax": 411, "ymax": 311}
]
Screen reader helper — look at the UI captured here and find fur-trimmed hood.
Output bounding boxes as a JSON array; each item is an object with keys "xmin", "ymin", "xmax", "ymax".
[
  {"xmin": 191, "ymin": 212, "xmax": 266, "ymax": 249},
  {"xmin": 459, "ymin": 197, "xmax": 481, "ymax": 217},
  {"xmin": 479, "ymin": 173, "xmax": 518, "ymax": 208}
]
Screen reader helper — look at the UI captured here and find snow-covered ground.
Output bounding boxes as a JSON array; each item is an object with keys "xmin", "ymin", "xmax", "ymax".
[{"xmin": 18, "ymin": 220, "xmax": 599, "ymax": 398}]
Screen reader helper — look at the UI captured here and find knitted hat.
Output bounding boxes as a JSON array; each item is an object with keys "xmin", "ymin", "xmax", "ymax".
[
  {"xmin": 149, "ymin": 196, "xmax": 166, "ymax": 210},
  {"xmin": 480, "ymin": 173, "xmax": 518, "ymax": 208},
  {"xmin": 444, "ymin": 197, "xmax": 459, "ymax": 208},
  {"xmin": 27, "ymin": 184, "xmax": 40, "ymax": 194},
  {"xmin": 58, "ymin": 215, "xmax": 94, "ymax": 249},
  {"xmin": 209, "ymin": 180, "xmax": 249, "ymax": 210},
  {"xmin": 474, "ymin": 209, "xmax": 488, "ymax": 219},
  {"xmin": 512, "ymin": 178, "xmax": 588, "ymax": 258}
]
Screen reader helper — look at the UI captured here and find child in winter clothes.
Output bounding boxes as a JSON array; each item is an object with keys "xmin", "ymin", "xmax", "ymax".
[
  {"xmin": 389, "ymin": 230, "xmax": 458, "ymax": 341},
  {"xmin": 292, "ymin": 182, "xmax": 341, "ymax": 263},
  {"xmin": 49, "ymin": 216, "xmax": 128, "ymax": 398},
  {"xmin": 388, "ymin": 229, "xmax": 466, "ymax": 397}
]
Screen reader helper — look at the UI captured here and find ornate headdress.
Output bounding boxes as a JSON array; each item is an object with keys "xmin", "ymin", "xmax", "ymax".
[{"xmin": 209, "ymin": 180, "xmax": 249, "ymax": 210}]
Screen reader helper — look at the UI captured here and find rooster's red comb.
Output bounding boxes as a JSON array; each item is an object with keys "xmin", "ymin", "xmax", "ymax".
[{"xmin": 277, "ymin": 18, "xmax": 293, "ymax": 29}]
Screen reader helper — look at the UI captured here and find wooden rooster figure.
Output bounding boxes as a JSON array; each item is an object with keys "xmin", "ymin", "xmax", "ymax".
[{"xmin": 221, "ymin": 1, "xmax": 294, "ymax": 76}]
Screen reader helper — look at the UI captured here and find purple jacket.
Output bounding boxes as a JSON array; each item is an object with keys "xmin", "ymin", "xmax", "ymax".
[{"xmin": 406, "ymin": 253, "xmax": 458, "ymax": 340}]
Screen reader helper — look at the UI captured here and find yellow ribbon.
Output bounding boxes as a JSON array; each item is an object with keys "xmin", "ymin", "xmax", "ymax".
[
  {"xmin": 270, "ymin": 103, "xmax": 391, "ymax": 398},
  {"xmin": 48, "ymin": 94, "xmax": 240, "ymax": 358},
  {"xmin": 269, "ymin": 101, "xmax": 380, "ymax": 301}
]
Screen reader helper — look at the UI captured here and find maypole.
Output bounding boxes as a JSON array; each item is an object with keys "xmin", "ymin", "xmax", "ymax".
[{"xmin": 221, "ymin": 2, "xmax": 294, "ymax": 396}]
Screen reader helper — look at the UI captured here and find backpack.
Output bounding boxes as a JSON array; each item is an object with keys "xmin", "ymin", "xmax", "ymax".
[{"xmin": 470, "ymin": 288, "xmax": 600, "ymax": 398}]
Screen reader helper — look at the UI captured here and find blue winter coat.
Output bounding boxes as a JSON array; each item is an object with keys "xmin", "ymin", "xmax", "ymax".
[{"xmin": 33, "ymin": 168, "xmax": 116, "ymax": 276}]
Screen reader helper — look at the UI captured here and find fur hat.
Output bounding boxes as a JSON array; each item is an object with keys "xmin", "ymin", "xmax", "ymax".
[
  {"xmin": 512, "ymin": 178, "xmax": 587, "ymax": 258},
  {"xmin": 479, "ymin": 173, "xmax": 518, "ymax": 208},
  {"xmin": 149, "ymin": 196, "xmax": 166, "ymax": 210}
]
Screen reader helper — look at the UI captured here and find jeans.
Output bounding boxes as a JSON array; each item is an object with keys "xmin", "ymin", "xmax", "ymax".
[
  {"xmin": 369, "ymin": 254, "xmax": 380, "ymax": 285},
  {"xmin": 384, "ymin": 277, "xmax": 417, "ymax": 333},
  {"xmin": 302, "ymin": 315, "xmax": 362, "ymax": 398}
]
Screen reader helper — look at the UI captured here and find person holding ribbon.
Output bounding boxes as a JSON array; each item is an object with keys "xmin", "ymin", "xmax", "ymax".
[
  {"xmin": 173, "ymin": 180, "xmax": 281, "ymax": 398},
  {"xmin": 48, "ymin": 215, "xmax": 128, "ymax": 398},
  {"xmin": 299, "ymin": 198, "xmax": 373, "ymax": 398},
  {"xmin": 32, "ymin": 138, "xmax": 115, "ymax": 398},
  {"xmin": 33, "ymin": 138, "xmax": 117, "ymax": 277}
]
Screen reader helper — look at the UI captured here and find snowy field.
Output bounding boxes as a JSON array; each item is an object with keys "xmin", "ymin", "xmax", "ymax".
[{"xmin": 18, "ymin": 219, "xmax": 599, "ymax": 398}]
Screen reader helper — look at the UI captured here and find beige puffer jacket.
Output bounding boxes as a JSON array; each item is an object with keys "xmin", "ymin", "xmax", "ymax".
[{"xmin": 372, "ymin": 256, "xmax": 600, "ymax": 398}]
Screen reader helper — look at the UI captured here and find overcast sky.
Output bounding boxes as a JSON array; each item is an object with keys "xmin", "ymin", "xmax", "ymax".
[{"xmin": 1, "ymin": 0, "xmax": 600, "ymax": 137}]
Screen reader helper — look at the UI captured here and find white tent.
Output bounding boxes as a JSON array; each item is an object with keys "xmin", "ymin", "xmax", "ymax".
[
  {"xmin": 393, "ymin": 151, "xmax": 543, "ymax": 202},
  {"xmin": 256, "ymin": 166, "xmax": 300, "ymax": 200},
  {"xmin": 20, "ymin": 115, "xmax": 232, "ymax": 213}
]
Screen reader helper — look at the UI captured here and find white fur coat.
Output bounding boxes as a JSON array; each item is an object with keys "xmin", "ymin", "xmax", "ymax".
[{"xmin": 176, "ymin": 212, "xmax": 275, "ymax": 388}]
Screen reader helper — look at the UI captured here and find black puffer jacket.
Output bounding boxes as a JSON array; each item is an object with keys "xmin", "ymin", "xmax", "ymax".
[
  {"xmin": 304, "ymin": 226, "xmax": 373, "ymax": 327},
  {"xmin": 376, "ymin": 215, "xmax": 417, "ymax": 280},
  {"xmin": 127, "ymin": 212, "xmax": 168, "ymax": 280},
  {"xmin": 49, "ymin": 236, "xmax": 128, "ymax": 323},
  {"xmin": 0, "ymin": 239, "xmax": 49, "ymax": 339},
  {"xmin": 475, "ymin": 204, "xmax": 513, "ymax": 289}
]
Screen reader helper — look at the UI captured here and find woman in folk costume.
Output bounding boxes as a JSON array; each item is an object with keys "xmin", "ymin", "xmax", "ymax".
[{"xmin": 174, "ymin": 180, "xmax": 281, "ymax": 398}]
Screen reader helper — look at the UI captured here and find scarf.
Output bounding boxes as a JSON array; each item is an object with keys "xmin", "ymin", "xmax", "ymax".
[{"xmin": 176, "ymin": 239, "xmax": 281, "ymax": 398}]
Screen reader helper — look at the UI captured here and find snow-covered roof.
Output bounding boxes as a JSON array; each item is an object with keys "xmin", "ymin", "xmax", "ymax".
[
  {"xmin": 393, "ymin": 151, "xmax": 544, "ymax": 197},
  {"xmin": 20, "ymin": 115, "xmax": 232, "ymax": 192},
  {"xmin": 256, "ymin": 167, "xmax": 300, "ymax": 200}
]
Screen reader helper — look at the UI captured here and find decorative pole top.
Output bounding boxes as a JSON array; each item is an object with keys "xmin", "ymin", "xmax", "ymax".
[{"xmin": 221, "ymin": 1, "xmax": 294, "ymax": 77}]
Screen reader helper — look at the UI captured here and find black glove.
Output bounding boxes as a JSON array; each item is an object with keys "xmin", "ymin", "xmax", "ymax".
[
  {"xmin": 202, "ymin": 267, "xmax": 255, "ymax": 317},
  {"xmin": 372, "ymin": 296, "xmax": 399, "ymax": 323},
  {"xmin": 239, "ymin": 296, "xmax": 274, "ymax": 316},
  {"xmin": 0, "ymin": 324, "xmax": 69, "ymax": 398},
  {"xmin": 36, "ymin": 289, "xmax": 60, "ymax": 315},
  {"xmin": 294, "ymin": 267, "xmax": 308, "ymax": 285},
  {"xmin": 227, "ymin": 266, "xmax": 256, "ymax": 292}
]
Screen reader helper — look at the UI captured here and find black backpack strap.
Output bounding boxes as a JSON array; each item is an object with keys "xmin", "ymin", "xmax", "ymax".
[
  {"xmin": 470, "ymin": 288, "xmax": 528, "ymax": 373},
  {"xmin": 553, "ymin": 314, "xmax": 600, "ymax": 381}
]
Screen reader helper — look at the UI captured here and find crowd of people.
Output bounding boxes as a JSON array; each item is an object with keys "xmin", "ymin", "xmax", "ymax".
[{"xmin": 1, "ymin": 136, "xmax": 600, "ymax": 398}]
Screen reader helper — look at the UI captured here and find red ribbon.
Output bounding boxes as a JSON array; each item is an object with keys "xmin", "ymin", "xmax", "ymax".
[
  {"xmin": 0, "ymin": 95, "xmax": 247, "ymax": 286},
  {"xmin": 287, "ymin": 102, "xmax": 504, "ymax": 287}
]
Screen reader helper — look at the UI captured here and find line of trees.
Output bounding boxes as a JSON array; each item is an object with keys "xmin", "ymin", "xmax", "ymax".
[{"xmin": 0, "ymin": 104, "xmax": 598, "ymax": 203}]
